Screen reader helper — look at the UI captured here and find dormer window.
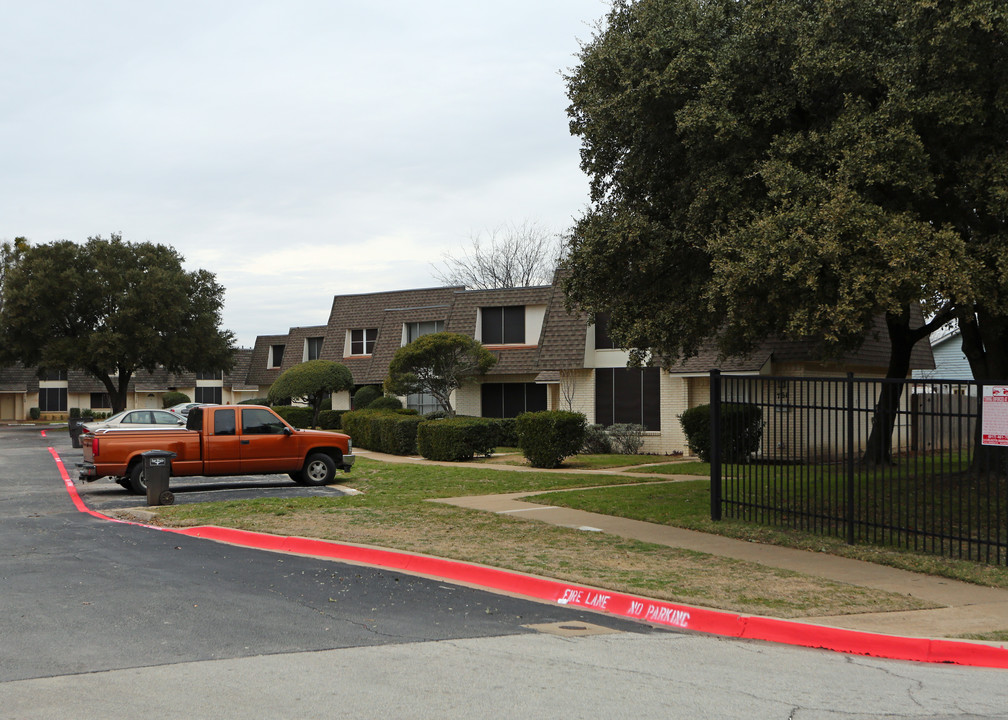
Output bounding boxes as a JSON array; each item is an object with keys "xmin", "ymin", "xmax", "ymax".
[
  {"xmin": 305, "ymin": 336, "xmax": 324, "ymax": 361},
  {"xmin": 480, "ymin": 306, "xmax": 525, "ymax": 345},
  {"xmin": 404, "ymin": 320, "xmax": 444, "ymax": 345},
  {"xmin": 350, "ymin": 328, "xmax": 377, "ymax": 356},
  {"xmin": 268, "ymin": 344, "xmax": 285, "ymax": 369}
]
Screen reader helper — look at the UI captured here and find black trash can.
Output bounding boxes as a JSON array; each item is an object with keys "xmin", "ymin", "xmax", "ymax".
[
  {"xmin": 142, "ymin": 450, "xmax": 176, "ymax": 506},
  {"xmin": 68, "ymin": 418, "xmax": 85, "ymax": 448}
]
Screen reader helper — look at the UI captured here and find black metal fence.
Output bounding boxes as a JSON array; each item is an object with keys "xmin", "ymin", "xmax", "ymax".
[{"xmin": 709, "ymin": 370, "xmax": 1008, "ymax": 564}]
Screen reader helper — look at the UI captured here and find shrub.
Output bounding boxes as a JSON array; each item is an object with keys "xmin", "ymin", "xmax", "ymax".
[
  {"xmin": 353, "ymin": 385, "xmax": 383, "ymax": 409},
  {"xmin": 162, "ymin": 391, "xmax": 190, "ymax": 408},
  {"xmin": 369, "ymin": 395, "xmax": 403, "ymax": 411},
  {"xmin": 489, "ymin": 416, "xmax": 518, "ymax": 447},
  {"xmin": 271, "ymin": 405, "xmax": 315, "ymax": 428},
  {"xmin": 340, "ymin": 409, "xmax": 423, "ymax": 455},
  {"xmin": 29, "ymin": 407, "xmax": 40, "ymax": 420},
  {"xmin": 417, "ymin": 417, "xmax": 498, "ymax": 461},
  {"xmin": 608, "ymin": 423, "xmax": 645, "ymax": 454},
  {"xmin": 515, "ymin": 411, "xmax": 587, "ymax": 468},
  {"xmin": 581, "ymin": 424, "xmax": 613, "ymax": 454},
  {"xmin": 317, "ymin": 409, "xmax": 346, "ymax": 430},
  {"xmin": 679, "ymin": 403, "xmax": 763, "ymax": 462},
  {"xmin": 239, "ymin": 397, "xmax": 270, "ymax": 405},
  {"xmin": 69, "ymin": 407, "xmax": 81, "ymax": 419}
]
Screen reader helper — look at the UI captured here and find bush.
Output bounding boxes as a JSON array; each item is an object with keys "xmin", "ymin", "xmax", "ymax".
[
  {"xmin": 369, "ymin": 395, "xmax": 403, "ymax": 411},
  {"xmin": 317, "ymin": 409, "xmax": 346, "ymax": 430},
  {"xmin": 271, "ymin": 405, "xmax": 315, "ymax": 428},
  {"xmin": 679, "ymin": 403, "xmax": 763, "ymax": 462},
  {"xmin": 353, "ymin": 385, "xmax": 383, "ymax": 409},
  {"xmin": 239, "ymin": 397, "xmax": 270, "ymax": 405},
  {"xmin": 29, "ymin": 407, "xmax": 40, "ymax": 420},
  {"xmin": 417, "ymin": 417, "xmax": 498, "ymax": 461},
  {"xmin": 581, "ymin": 424, "xmax": 613, "ymax": 454},
  {"xmin": 162, "ymin": 391, "xmax": 190, "ymax": 408},
  {"xmin": 608, "ymin": 423, "xmax": 645, "ymax": 454},
  {"xmin": 340, "ymin": 410, "xmax": 423, "ymax": 455},
  {"xmin": 69, "ymin": 407, "xmax": 81, "ymax": 419},
  {"xmin": 515, "ymin": 411, "xmax": 587, "ymax": 469},
  {"xmin": 489, "ymin": 416, "xmax": 518, "ymax": 448}
]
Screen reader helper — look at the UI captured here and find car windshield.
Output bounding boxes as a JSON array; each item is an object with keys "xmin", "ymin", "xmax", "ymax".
[{"xmin": 102, "ymin": 411, "xmax": 127, "ymax": 424}]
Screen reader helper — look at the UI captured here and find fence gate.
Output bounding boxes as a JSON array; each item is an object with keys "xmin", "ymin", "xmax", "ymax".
[{"xmin": 709, "ymin": 370, "xmax": 1008, "ymax": 564}]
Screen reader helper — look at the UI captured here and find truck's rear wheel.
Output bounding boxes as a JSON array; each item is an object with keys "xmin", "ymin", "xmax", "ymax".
[
  {"xmin": 128, "ymin": 463, "xmax": 146, "ymax": 495},
  {"xmin": 302, "ymin": 453, "xmax": 336, "ymax": 486}
]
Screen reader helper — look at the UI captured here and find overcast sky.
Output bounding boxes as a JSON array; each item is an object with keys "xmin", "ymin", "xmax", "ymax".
[{"xmin": 2, "ymin": 1, "xmax": 606, "ymax": 347}]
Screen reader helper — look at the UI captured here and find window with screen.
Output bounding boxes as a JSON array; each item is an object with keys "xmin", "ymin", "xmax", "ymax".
[
  {"xmin": 480, "ymin": 382, "xmax": 547, "ymax": 419},
  {"xmin": 195, "ymin": 386, "xmax": 223, "ymax": 404},
  {"xmin": 595, "ymin": 367, "xmax": 661, "ymax": 431}
]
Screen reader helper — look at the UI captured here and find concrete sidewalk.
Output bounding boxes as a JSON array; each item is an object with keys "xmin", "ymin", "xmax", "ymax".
[{"xmin": 357, "ymin": 450, "xmax": 1008, "ymax": 641}]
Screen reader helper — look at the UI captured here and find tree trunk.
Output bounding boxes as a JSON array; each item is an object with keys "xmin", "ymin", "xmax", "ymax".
[
  {"xmin": 961, "ymin": 307, "xmax": 1008, "ymax": 477},
  {"xmin": 862, "ymin": 310, "xmax": 914, "ymax": 465}
]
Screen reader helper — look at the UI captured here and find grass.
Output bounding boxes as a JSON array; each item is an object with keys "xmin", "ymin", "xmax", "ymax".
[{"xmin": 138, "ymin": 456, "xmax": 964, "ymax": 619}]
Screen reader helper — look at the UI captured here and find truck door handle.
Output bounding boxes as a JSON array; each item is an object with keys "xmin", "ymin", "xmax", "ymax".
[{"xmin": 241, "ymin": 440, "xmax": 250, "ymax": 445}]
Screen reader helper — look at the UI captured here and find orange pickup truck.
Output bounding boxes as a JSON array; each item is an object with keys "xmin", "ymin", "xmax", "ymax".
[{"xmin": 78, "ymin": 405, "xmax": 354, "ymax": 494}]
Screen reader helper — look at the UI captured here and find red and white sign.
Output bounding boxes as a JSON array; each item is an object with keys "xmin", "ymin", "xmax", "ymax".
[{"xmin": 982, "ymin": 386, "xmax": 1008, "ymax": 447}]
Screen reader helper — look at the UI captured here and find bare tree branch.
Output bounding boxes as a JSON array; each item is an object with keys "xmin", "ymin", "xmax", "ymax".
[{"xmin": 432, "ymin": 220, "xmax": 564, "ymax": 289}]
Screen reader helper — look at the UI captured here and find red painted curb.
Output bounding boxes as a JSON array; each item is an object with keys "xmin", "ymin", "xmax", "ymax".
[{"xmin": 50, "ymin": 449, "xmax": 1008, "ymax": 669}]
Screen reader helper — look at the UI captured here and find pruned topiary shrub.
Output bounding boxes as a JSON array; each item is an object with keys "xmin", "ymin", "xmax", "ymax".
[
  {"xmin": 340, "ymin": 409, "xmax": 422, "ymax": 455},
  {"xmin": 417, "ymin": 417, "xmax": 498, "ymax": 461},
  {"xmin": 515, "ymin": 411, "xmax": 587, "ymax": 468},
  {"xmin": 352, "ymin": 385, "xmax": 383, "ymax": 410},
  {"xmin": 679, "ymin": 403, "xmax": 763, "ymax": 462},
  {"xmin": 608, "ymin": 423, "xmax": 645, "ymax": 454},
  {"xmin": 368, "ymin": 395, "xmax": 403, "ymax": 411}
]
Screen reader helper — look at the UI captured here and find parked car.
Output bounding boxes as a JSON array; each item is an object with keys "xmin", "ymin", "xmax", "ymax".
[
  {"xmin": 83, "ymin": 409, "xmax": 186, "ymax": 433},
  {"xmin": 166, "ymin": 402, "xmax": 215, "ymax": 417}
]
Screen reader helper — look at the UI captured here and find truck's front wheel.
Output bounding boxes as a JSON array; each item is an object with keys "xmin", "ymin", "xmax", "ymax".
[
  {"xmin": 302, "ymin": 453, "xmax": 336, "ymax": 486},
  {"xmin": 128, "ymin": 462, "xmax": 146, "ymax": 495}
]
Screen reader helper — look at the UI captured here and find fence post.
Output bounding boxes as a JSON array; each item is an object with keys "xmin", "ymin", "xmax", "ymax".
[
  {"xmin": 710, "ymin": 369, "xmax": 722, "ymax": 521},
  {"xmin": 846, "ymin": 372, "xmax": 856, "ymax": 545}
]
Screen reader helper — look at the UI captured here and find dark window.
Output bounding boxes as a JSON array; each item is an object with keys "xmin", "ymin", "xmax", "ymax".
[
  {"xmin": 197, "ymin": 370, "xmax": 223, "ymax": 381},
  {"xmin": 40, "ymin": 368, "xmax": 68, "ymax": 381},
  {"xmin": 481, "ymin": 382, "xmax": 547, "ymax": 419},
  {"xmin": 594, "ymin": 367, "xmax": 661, "ymax": 431},
  {"xmin": 214, "ymin": 409, "xmax": 236, "ymax": 436},
  {"xmin": 39, "ymin": 387, "xmax": 68, "ymax": 412},
  {"xmin": 306, "ymin": 337, "xmax": 323, "ymax": 360},
  {"xmin": 270, "ymin": 344, "xmax": 285, "ymax": 368},
  {"xmin": 195, "ymin": 386, "xmax": 223, "ymax": 404},
  {"xmin": 594, "ymin": 313, "xmax": 615, "ymax": 350},
  {"xmin": 351, "ymin": 328, "xmax": 377, "ymax": 355},
  {"xmin": 90, "ymin": 392, "xmax": 111, "ymax": 409},
  {"xmin": 481, "ymin": 306, "xmax": 525, "ymax": 345},
  {"xmin": 242, "ymin": 407, "xmax": 287, "ymax": 435}
]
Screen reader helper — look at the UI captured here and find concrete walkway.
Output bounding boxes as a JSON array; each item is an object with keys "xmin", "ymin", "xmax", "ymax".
[{"xmin": 357, "ymin": 450, "xmax": 1008, "ymax": 641}]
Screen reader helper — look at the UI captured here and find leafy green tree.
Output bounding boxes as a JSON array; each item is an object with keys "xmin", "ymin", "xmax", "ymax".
[
  {"xmin": 384, "ymin": 332, "xmax": 497, "ymax": 416},
  {"xmin": 0, "ymin": 234, "xmax": 235, "ymax": 412},
  {"xmin": 564, "ymin": 0, "xmax": 1007, "ymax": 463},
  {"xmin": 0, "ymin": 236, "xmax": 28, "ymax": 316},
  {"xmin": 268, "ymin": 359, "xmax": 353, "ymax": 428}
]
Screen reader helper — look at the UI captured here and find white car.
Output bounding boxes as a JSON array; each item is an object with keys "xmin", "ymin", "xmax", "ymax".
[
  {"xmin": 166, "ymin": 402, "xmax": 215, "ymax": 417},
  {"xmin": 83, "ymin": 409, "xmax": 186, "ymax": 433}
]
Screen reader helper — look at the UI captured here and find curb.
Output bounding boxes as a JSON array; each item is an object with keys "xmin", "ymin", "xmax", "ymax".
[{"xmin": 49, "ymin": 446, "xmax": 1008, "ymax": 669}]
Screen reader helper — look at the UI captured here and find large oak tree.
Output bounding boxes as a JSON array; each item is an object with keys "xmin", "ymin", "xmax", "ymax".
[
  {"xmin": 563, "ymin": 0, "xmax": 1008, "ymax": 463},
  {"xmin": 0, "ymin": 234, "xmax": 235, "ymax": 412}
]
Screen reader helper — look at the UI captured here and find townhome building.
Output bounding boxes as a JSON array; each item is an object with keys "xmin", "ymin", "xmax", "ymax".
[{"xmin": 1, "ymin": 274, "xmax": 934, "ymax": 457}]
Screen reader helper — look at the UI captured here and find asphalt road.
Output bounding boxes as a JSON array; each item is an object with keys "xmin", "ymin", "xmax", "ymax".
[{"xmin": 2, "ymin": 424, "xmax": 1007, "ymax": 719}]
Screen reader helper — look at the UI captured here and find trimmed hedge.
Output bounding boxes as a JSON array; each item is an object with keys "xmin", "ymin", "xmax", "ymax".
[
  {"xmin": 161, "ymin": 391, "xmax": 190, "ymax": 408},
  {"xmin": 515, "ymin": 411, "xmax": 587, "ymax": 469},
  {"xmin": 317, "ymin": 409, "xmax": 347, "ymax": 430},
  {"xmin": 417, "ymin": 417, "xmax": 498, "ymax": 461},
  {"xmin": 341, "ymin": 409, "xmax": 423, "ymax": 455},
  {"xmin": 353, "ymin": 385, "xmax": 383, "ymax": 409},
  {"xmin": 678, "ymin": 403, "xmax": 764, "ymax": 462},
  {"xmin": 271, "ymin": 405, "xmax": 315, "ymax": 428}
]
